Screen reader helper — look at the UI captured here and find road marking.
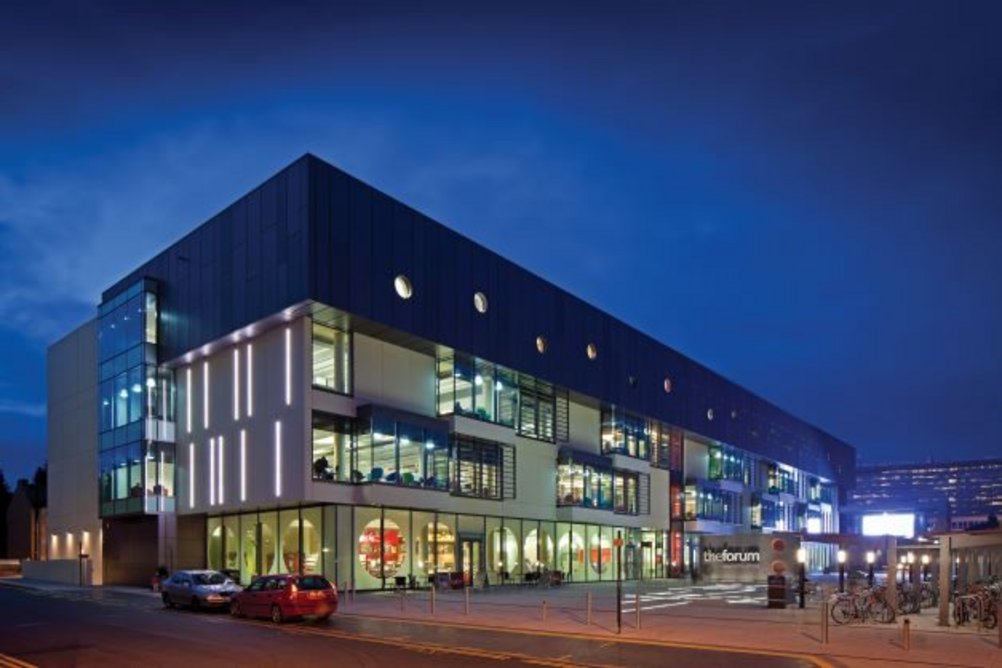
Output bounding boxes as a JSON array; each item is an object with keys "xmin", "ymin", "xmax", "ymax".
[
  {"xmin": 340, "ymin": 612, "xmax": 833, "ymax": 668},
  {"xmin": 0, "ymin": 652, "xmax": 37, "ymax": 668}
]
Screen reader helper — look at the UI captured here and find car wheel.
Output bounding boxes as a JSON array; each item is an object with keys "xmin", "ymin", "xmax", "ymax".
[
  {"xmin": 271, "ymin": 605, "xmax": 284, "ymax": 624},
  {"xmin": 317, "ymin": 612, "xmax": 332, "ymax": 622},
  {"xmin": 162, "ymin": 592, "xmax": 173, "ymax": 609},
  {"xmin": 229, "ymin": 601, "xmax": 242, "ymax": 617},
  {"xmin": 191, "ymin": 596, "xmax": 200, "ymax": 611}
]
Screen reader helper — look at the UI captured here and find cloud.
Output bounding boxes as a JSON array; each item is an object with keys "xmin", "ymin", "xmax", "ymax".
[{"xmin": 0, "ymin": 399, "xmax": 45, "ymax": 418}]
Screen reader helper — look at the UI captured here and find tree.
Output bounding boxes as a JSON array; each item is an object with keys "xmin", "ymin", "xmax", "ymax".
[{"xmin": 0, "ymin": 468, "xmax": 10, "ymax": 558}]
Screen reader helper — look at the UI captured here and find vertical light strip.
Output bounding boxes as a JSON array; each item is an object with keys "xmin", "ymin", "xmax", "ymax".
[
  {"xmin": 233, "ymin": 348, "xmax": 240, "ymax": 421},
  {"xmin": 284, "ymin": 327, "xmax": 292, "ymax": 406},
  {"xmin": 209, "ymin": 437, "xmax": 216, "ymax": 506},
  {"xmin": 203, "ymin": 361, "xmax": 210, "ymax": 430},
  {"xmin": 246, "ymin": 343, "xmax": 253, "ymax": 418},
  {"xmin": 240, "ymin": 429, "xmax": 247, "ymax": 502},
  {"xmin": 218, "ymin": 435, "xmax": 225, "ymax": 505},
  {"xmin": 185, "ymin": 368, "xmax": 192, "ymax": 433},
  {"xmin": 274, "ymin": 420, "xmax": 282, "ymax": 497},
  {"xmin": 188, "ymin": 443, "xmax": 195, "ymax": 509}
]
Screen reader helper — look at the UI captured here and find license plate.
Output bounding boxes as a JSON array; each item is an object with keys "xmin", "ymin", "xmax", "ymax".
[{"xmin": 309, "ymin": 591, "xmax": 322, "ymax": 599}]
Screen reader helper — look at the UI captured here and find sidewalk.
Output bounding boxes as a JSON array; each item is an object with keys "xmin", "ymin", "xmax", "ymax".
[
  {"xmin": 0, "ymin": 576, "xmax": 158, "ymax": 599},
  {"xmin": 337, "ymin": 585, "xmax": 1002, "ymax": 668}
]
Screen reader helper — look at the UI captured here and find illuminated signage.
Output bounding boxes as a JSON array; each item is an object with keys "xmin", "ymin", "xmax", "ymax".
[{"xmin": 702, "ymin": 547, "xmax": 761, "ymax": 564}]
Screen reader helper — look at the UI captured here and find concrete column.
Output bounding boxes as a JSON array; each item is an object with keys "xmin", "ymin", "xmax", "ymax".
[{"xmin": 938, "ymin": 536, "xmax": 951, "ymax": 626}]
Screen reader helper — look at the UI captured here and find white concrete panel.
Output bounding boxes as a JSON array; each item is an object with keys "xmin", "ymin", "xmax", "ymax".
[
  {"xmin": 568, "ymin": 400, "xmax": 601, "ymax": 454},
  {"xmin": 353, "ymin": 333, "xmax": 435, "ymax": 417}
]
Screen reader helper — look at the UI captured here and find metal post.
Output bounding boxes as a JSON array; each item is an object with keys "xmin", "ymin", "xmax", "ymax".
[
  {"xmin": 635, "ymin": 592, "xmax": 641, "ymax": 630},
  {"xmin": 586, "ymin": 592, "xmax": 592, "ymax": 626},
  {"xmin": 868, "ymin": 564, "xmax": 874, "ymax": 588},
  {"xmin": 400, "ymin": 589, "xmax": 405, "ymax": 612},
  {"xmin": 464, "ymin": 586, "xmax": 470, "ymax": 615},
  {"xmin": 430, "ymin": 585, "xmax": 435, "ymax": 614},
  {"xmin": 821, "ymin": 600, "xmax": 829, "ymax": 644},
  {"xmin": 616, "ymin": 530, "xmax": 623, "ymax": 634},
  {"xmin": 997, "ymin": 615, "xmax": 1001, "ymax": 649},
  {"xmin": 902, "ymin": 618, "xmax": 911, "ymax": 651},
  {"xmin": 342, "ymin": 582, "xmax": 348, "ymax": 607},
  {"xmin": 798, "ymin": 562, "xmax": 806, "ymax": 609},
  {"xmin": 542, "ymin": 598, "xmax": 548, "ymax": 622},
  {"xmin": 839, "ymin": 563, "xmax": 845, "ymax": 594}
]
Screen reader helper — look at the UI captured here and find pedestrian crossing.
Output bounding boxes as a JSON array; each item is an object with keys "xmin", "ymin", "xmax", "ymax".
[{"xmin": 623, "ymin": 584, "xmax": 767, "ymax": 613}]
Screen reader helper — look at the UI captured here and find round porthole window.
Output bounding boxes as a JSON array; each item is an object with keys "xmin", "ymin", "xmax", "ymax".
[
  {"xmin": 586, "ymin": 343, "xmax": 598, "ymax": 360},
  {"xmin": 628, "ymin": 376, "xmax": 638, "ymax": 388},
  {"xmin": 394, "ymin": 275, "xmax": 413, "ymax": 300},
  {"xmin": 473, "ymin": 291, "xmax": 488, "ymax": 314},
  {"xmin": 663, "ymin": 377, "xmax": 673, "ymax": 394},
  {"xmin": 706, "ymin": 408, "xmax": 715, "ymax": 421},
  {"xmin": 536, "ymin": 336, "xmax": 548, "ymax": 354}
]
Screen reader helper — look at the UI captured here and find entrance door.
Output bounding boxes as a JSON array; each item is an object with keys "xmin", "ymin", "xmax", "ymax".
[
  {"xmin": 641, "ymin": 541, "xmax": 653, "ymax": 580},
  {"xmin": 460, "ymin": 539, "xmax": 482, "ymax": 587}
]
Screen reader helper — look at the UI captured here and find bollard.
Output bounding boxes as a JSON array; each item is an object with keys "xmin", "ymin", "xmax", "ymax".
[
  {"xmin": 430, "ymin": 585, "xmax": 436, "ymax": 614},
  {"xmin": 342, "ymin": 582, "xmax": 348, "ymax": 607},
  {"xmin": 998, "ymin": 615, "xmax": 1001, "ymax": 649},
  {"xmin": 902, "ymin": 618, "xmax": 911, "ymax": 651},
  {"xmin": 400, "ymin": 589, "xmax": 405, "ymax": 612},
  {"xmin": 464, "ymin": 586, "xmax": 470, "ymax": 615},
  {"xmin": 635, "ymin": 592, "xmax": 641, "ymax": 630},
  {"xmin": 821, "ymin": 600, "xmax": 829, "ymax": 644},
  {"xmin": 586, "ymin": 592, "xmax": 592, "ymax": 626},
  {"xmin": 542, "ymin": 598, "xmax": 548, "ymax": 622}
]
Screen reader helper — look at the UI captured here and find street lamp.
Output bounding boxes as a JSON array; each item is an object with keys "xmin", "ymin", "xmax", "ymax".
[
  {"xmin": 921, "ymin": 554, "xmax": 930, "ymax": 582},
  {"xmin": 899, "ymin": 555, "xmax": 907, "ymax": 585},
  {"xmin": 866, "ymin": 551, "xmax": 876, "ymax": 588},
  {"xmin": 907, "ymin": 551, "xmax": 916, "ymax": 584},
  {"xmin": 796, "ymin": 548, "xmax": 807, "ymax": 609},
  {"xmin": 837, "ymin": 549, "xmax": 847, "ymax": 593}
]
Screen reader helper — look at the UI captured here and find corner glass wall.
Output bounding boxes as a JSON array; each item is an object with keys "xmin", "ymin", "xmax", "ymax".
[
  {"xmin": 97, "ymin": 279, "xmax": 175, "ymax": 517},
  {"xmin": 556, "ymin": 451, "xmax": 642, "ymax": 515}
]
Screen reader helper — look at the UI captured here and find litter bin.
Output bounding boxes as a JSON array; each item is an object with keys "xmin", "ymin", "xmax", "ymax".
[{"xmin": 767, "ymin": 575, "xmax": 787, "ymax": 609}]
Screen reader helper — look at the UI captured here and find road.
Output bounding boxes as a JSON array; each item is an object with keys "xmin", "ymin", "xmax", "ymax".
[{"xmin": 0, "ymin": 585, "xmax": 818, "ymax": 667}]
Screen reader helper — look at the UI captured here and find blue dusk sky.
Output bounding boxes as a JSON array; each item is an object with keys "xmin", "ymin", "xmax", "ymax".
[{"xmin": 1, "ymin": 1, "xmax": 1000, "ymax": 481}]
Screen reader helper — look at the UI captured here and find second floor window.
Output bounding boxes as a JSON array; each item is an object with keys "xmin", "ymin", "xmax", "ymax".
[{"xmin": 312, "ymin": 322, "xmax": 351, "ymax": 394}]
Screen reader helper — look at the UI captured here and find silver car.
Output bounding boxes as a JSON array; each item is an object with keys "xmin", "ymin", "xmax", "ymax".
[{"xmin": 162, "ymin": 570, "xmax": 242, "ymax": 610}]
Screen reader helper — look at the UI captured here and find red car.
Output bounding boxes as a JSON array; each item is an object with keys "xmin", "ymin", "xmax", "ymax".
[{"xmin": 229, "ymin": 574, "xmax": 337, "ymax": 623}]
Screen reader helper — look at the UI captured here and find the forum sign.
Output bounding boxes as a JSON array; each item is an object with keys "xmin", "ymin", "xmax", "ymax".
[
  {"xmin": 702, "ymin": 547, "xmax": 761, "ymax": 564},
  {"xmin": 699, "ymin": 533, "xmax": 800, "ymax": 583}
]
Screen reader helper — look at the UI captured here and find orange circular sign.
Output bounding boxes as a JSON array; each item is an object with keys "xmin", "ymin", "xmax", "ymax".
[{"xmin": 613, "ymin": 538, "xmax": 624, "ymax": 547}]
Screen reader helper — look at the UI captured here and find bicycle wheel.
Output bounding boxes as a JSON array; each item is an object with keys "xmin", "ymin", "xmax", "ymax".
[
  {"xmin": 872, "ymin": 600, "xmax": 895, "ymax": 624},
  {"xmin": 831, "ymin": 601, "xmax": 852, "ymax": 625}
]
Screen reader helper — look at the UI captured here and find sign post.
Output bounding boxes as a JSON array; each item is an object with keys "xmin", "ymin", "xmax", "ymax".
[{"xmin": 615, "ymin": 531, "xmax": 623, "ymax": 634}]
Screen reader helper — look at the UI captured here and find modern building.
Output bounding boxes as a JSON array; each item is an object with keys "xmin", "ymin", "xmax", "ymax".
[
  {"xmin": 45, "ymin": 154, "xmax": 855, "ymax": 587},
  {"xmin": 849, "ymin": 459, "xmax": 1002, "ymax": 536}
]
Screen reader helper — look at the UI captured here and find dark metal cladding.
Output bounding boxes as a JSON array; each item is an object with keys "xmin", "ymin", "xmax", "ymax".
[{"xmin": 101, "ymin": 153, "xmax": 855, "ymax": 488}]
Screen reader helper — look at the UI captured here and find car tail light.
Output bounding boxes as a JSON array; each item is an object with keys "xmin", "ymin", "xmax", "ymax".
[{"xmin": 287, "ymin": 582, "xmax": 298, "ymax": 598}]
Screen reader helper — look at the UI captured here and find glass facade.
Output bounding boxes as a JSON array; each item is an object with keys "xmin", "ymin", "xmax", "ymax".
[
  {"xmin": 97, "ymin": 279, "xmax": 176, "ymax": 517},
  {"xmin": 556, "ymin": 452, "xmax": 644, "ymax": 515},
  {"xmin": 311, "ymin": 322, "xmax": 351, "ymax": 394},
  {"xmin": 207, "ymin": 504, "xmax": 669, "ymax": 588},
  {"xmin": 436, "ymin": 352, "xmax": 554, "ymax": 442}
]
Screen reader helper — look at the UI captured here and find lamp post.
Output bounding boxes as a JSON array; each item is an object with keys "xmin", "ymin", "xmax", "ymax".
[
  {"xmin": 837, "ymin": 549, "xmax": 847, "ymax": 593},
  {"xmin": 866, "ymin": 551, "xmax": 875, "ymax": 588},
  {"xmin": 921, "ymin": 554, "xmax": 930, "ymax": 582},
  {"xmin": 796, "ymin": 547, "xmax": 807, "ymax": 609},
  {"xmin": 899, "ymin": 555, "xmax": 907, "ymax": 585},
  {"xmin": 907, "ymin": 551, "xmax": 916, "ymax": 584}
]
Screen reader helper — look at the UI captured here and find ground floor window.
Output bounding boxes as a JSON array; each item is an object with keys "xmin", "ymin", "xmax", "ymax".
[{"xmin": 206, "ymin": 505, "xmax": 675, "ymax": 587}]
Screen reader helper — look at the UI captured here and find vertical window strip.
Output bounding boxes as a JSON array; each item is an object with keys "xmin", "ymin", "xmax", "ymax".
[
  {"xmin": 274, "ymin": 420, "xmax": 282, "ymax": 497},
  {"xmin": 218, "ymin": 435, "xmax": 225, "ymax": 505},
  {"xmin": 185, "ymin": 368, "xmax": 192, "ymax": 433},
  {"xmin": 284, "ymin": 327, "xmax": 292, "ymax": 406},
  {"xmin": 240, "ymin": 429, "xmax": 247, "ymax": 502},
  {"xmin": 209, "ymin": 437, "xmax": 216, "ymax": 506},
  {"xmin": 233, "ymin": 348, "xmax": 240, "ymax": 421},
  {"xmin": 188, "ymin": 443, "xmax": 195, "ymax": 509},
  {"xmin": 203, "ymin": 361, "xmax": 210, "ymax": 430},
  {"xmin": 246, "ymin": 343, "xmax": 253, "ymax": 418}
]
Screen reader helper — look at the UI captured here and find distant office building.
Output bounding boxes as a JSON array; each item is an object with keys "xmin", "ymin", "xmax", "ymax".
[
  {"xmin": 45, "ymin": 154, "xmax": 855, "ymax": 586},
  {"xmin": 849, "ymin": 458, "xmax": 1002, "ymax": 535}
]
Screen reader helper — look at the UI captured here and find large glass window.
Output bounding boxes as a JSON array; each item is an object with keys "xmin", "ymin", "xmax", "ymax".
[
  {"xmin": 312, "ymin": 322, "xmax": 351, "ymax": 394},
  {"xmin": 614, "ymin": 471, "xmax": 639, "ymax": 515},
  {"xmin": 312, "ymin": 413, "xmax": 352, "ymax": 482},
  {"xmin": 349, "ymin": 409, "xmax": 451, "ymax": 491},
  {"xmin": 601, "ymin": 408, "xmax": 651, "ymax": 460},
  {"xmin": 452, "ymin": 437, "xmax": 509, "ymax": 500}
]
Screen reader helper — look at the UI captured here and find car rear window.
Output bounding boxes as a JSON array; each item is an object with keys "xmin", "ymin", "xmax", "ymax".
[{"xmin": 297, "ymin": 576, "xmax": 332, "ymax": 591}]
